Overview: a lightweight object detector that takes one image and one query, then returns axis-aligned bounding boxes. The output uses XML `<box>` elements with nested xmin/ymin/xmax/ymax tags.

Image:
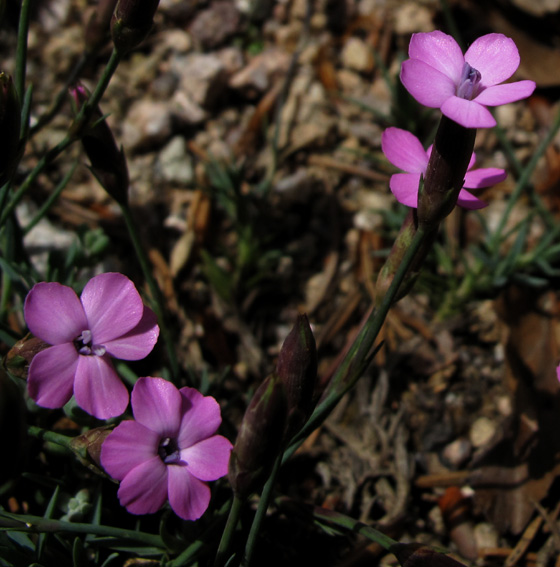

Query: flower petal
<box><xmin>131</xmin><ymin>377</ymin><xmax>182</xmax><ymax>436</ymax></box>
<box><xmin>456</xmin><ymin>189</ymin><xmax>488</xmax><ymax>210</ymax></box>
<box><xmin>390</xmin><ymin>173</ymin><xmax>421</xmax><ymax>208</ymax></box>
<box><xmin>101</xmin><ymin>420</ymin><xmax>160</xmax><ymax>480</ymax></box>
<box><xmin>381</xmin><ymin>128</ymin><xmax>428</xmax><ymax>173</ymax></box>
<box><xmin>408</xmin><ymin>31</ymin><xmax>464</xmax><ymax>84</ymax></box>
<box><xmin>474</xmin><ymin>81</ymin><xmax>536</xmax><ymax>106</ymax></box>
<box><xmin>181</xmin><ymin>435</ymin><xmax>232</xmax><ymax>482</ymax></box>
<box><xmin>117</xmin><ymin>456</ymin><xmax>168</xmax><ymax>515</ymax></box>
<box><xmin>27</xmin><ymin>344</ymin><xmax>78</xmax><ymax>408</ymax></box>
<box><xmin>464</xmin><ymin>33</ymin><xmax>520</xmax><ymax>87</ymax></box>
<box><xmin>74</xmin><ymin>355</ymin><xmax>129</xmax><ymax>419</ymax></box>
<box><xmin>24</xmin><ymin>282</ymin><xmax>87</xmax><ymax>344</ymax></box>
<box><xmin>441</xmin><ymin>97</ymin><xmax>496</xmax><ymax>128</ymax></box>
<box><xmin>167</xmin><ymin>465</ymin><xmax>211</xmax><ymax>521</ymax></box>
<box><xmin>104</xmin><ymin>306</ymin><xmax>159</xmax><ymax>360</ymax></box>
<box><xmin>81</xmin><ymin>273</ymin><xmax>143</xmax><ymax>344</ymax></box>
<box><xmin>463</xmin><ymin>167</ymin><xmax>507</xmax><ymax>189</ymax></box>
<box><xmin>401</xmin><ymin>59</ymin><xmax>457</xmax><ymax>108</ymax></box>
<box><xmin>177</xmin><ymin>388</ymin><xmax>222</xmax><ymax>448</ymax></box>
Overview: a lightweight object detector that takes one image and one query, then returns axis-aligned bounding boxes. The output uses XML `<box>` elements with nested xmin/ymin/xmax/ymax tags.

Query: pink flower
<box><xmin>24</xmin><ymin>273</ymin><xmax>159</xmax><ymax>419</ymax></box>
<box><xmin>401</xmin><ymin>31</ymin><xmax>536</xmax><ymax>128</ymax></box>
<box><xmin>381</xmin><ymin>127</ymin><xmax>507</xmax><ymax>209</ymax></box>
<box><xmin>100</xmin><ymin>377</ymin><xmax>232</xmax><ymax>521</ymax></box>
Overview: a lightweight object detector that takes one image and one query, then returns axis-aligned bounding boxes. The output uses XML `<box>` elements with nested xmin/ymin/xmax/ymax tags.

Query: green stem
<box><xmin>214</xmin><ymin>494</ymin><xmax>244</xmax><ymax>567</ymax></box>
<box><xmin>284</xmin><ymin>226</ymin><xmax>429</xmax><ymax>462</ymax></box>
<box><xmin>0</xmin><ymin>511</ymin><xmax>164</xmax><ymax>548</ymax></box>
<box><xmin>14</xmin><ymin>0</ymin><xmax>32</xmax><ymax>101</ymax></box>
<box><xmin>28</xmin><ymin>425</ymin><xmax>76</xmax><ymax>452</ymax></box>
<box><xmin>119</xmin><ymin>203</ymin><xmax>179</xmax><ymax>382</ymax></box>
<box><xmin>241</xmin><ymin>453</ymin><xmax>282</xmax><ymax>567</ymax></box>
<box><xmin>0</xmin><ymin>49</ymin><xmax>123</xmax><ymax>230</ymax></box>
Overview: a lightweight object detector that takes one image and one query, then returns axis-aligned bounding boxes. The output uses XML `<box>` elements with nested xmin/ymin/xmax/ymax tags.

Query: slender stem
<box><xmin>0</xmin><ymin>511</ymin><xmax>164</xmax><ymax>548</ymax></box>
<box><xmin>215</xmin><ymin>494</ymin><xmax>244</xmax><ymax>567</ymax></box>
<box><xmin>28</xmin><ymin>425</ymin><xmax>76</xmax><ymax>452</ymax></box>
<box><xmin>14</xmin><ymin>0</ymin><xmax>32</xmax><ymax>101</ymax></box>
<box><xmin>284</xmin><ymin>226</ymin><xmax>429</xmax><ymax>462</ymax></box>
<box><xmin>241</xmin><ymin>454</ymin><xmax>282</xmax><ymax>567</ymax></box>
<box><xmin>119</xmin><ymin>203</ymin><xmax>179</xmax><ymax>382</ymax></box>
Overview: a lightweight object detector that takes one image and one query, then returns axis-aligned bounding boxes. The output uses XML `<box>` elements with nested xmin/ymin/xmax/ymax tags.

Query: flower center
<box><xmin>158</xmin><ymin>437</ymin><xmax>185</xmax><ymax>465</ymax></box>
<box><xmin>74</xmin><ymin>329</ymin><xmax>106</xmax><ymax>356</ymax></box>
<box><xmin>457</xmin><ymin>62</ymin><xmax>481</xmax><ymax>100</ymax></box>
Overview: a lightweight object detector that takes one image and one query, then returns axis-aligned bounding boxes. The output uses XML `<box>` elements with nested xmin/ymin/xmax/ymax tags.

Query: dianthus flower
<box><xmin>24</xmin><ymin>273</ymin><xmax>159</xmax><ymax>419</ymax></box>
<box><xmin>401</xmin><ymin>31</ymin><xmax>536</xmax><ymax>128</ymax></box>
<box><xmin>101</xmin><ymin>377</ymin><xmax>232</xmax><ymax>521</ymax></box>
<box><xmin>381</xmin><ymin>127</ymin><xmax>507</xmax><ymax>209</ymax></box>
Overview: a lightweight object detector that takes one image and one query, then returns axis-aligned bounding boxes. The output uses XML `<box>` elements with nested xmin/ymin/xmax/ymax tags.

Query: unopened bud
<box><xmin>85</xmin><ymin>0</ymin><xmax>119</xmax><ymax>54</ymax></box>
<box><xmin>71</xmin><ymin>84</ymin><xmax>129</xmax><ymax>205</ymax></box>
<box><xmin>276</xmin><ymin>314</ymin><xmax>317</xmax><ymax>439</ymax></box>
<box><xmin>390</xmin><ymin>543</ymin><xmax>467</xmax><ymax>567</ymax></box>
<box><xmin>4</xmin><ymin>334</ymin><xmax>50</xmax><ymax>379</ymax></box>
<box><xmin>417</xmin><ymin>115</ymin><xmax>476</xmax><ymax>230</ymax></box>
<box><xmin>0</xmin><ymin>72</ymin><xmax>22</xmax><ymax>187</ymax></box>
<box><xmin>228</xmin><ymin>374</ymin><xmax>287</xmax><ymax>499</ymax></box>
<box><xmin>110</xmin><ymin>0</ymin><xmax>160</xmax><ymax>53</ymax></box>
<box><xmin>69</xmin><ymin>426</ymin><xmax>113</xmax><ymax>475</ymax></box>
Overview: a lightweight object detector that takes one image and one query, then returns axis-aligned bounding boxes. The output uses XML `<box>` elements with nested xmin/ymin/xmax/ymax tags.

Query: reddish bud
<box><xmin>0</xmin><ymin>72</ymin><xmax>22</xmax><ymax>187</ymax></box>
<box><xmin>4</xmin><ymin>334</ymin><xmax>50</xmax><ymax>379</ymax></box>
<box><xmin>228</xmin><ymin>374</ymin><xmax>287</xmax><ymax>499</ymax></box>
<box><xmin>417</xmin><ymin>115</ymin><xmax>476</xmax><ymax>231</ymax></box>
<box><xmin>71</xmin><ymin>84</ymin><xmax>129</xmax><ymax>205</ymax></box>
<box><xmin>69</xmin><ymin>426</ymin><xmax>113</xmax><ymax>475</ymax></box>
<box><xmin>276</xmin><ymin>314</ymin><xmax>317</xmax><ymax>439</ymax></box>
<box><xmin>110</xmin><ymin>0</ymin><xmax>160</xmax><ymax>53</ymax></box>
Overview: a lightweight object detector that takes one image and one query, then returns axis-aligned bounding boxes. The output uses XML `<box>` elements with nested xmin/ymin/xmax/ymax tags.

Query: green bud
<box><xmin>71</xmin><ymin>84</ymin><xmax>129</xmax><ymax>205</ymax></box>
<box><xmin>85</xmin><ymin>0</ymin><xmax>119</xmax><ymax>54</ymax></box>
<box><xmin>228</xmin><ymin>374</ymin><xmax>287</xmax><ymax>499</ymax></box>
<box><xmin>110</xmin><ymin>0</ymin><xmax>160</xmax><ymax>53</ymax></box>
<box><xmin>0</xmin><ymin>72</ymin><xmax>22</xmax><ymax>187</ymax></box>
<box><xmin>276</xmin><ymin>314</ymin><xmax>317</xmax><ymax>439</ymax></box>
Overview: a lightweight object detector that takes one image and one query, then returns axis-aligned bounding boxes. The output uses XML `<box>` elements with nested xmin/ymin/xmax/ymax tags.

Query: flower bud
<box><xmin>71</xmin><ymin>84</ymin><xmax>129</xmax><ymax>205</ymax></box>
<box><xmin>417</xmin><ymin>115</ymin><xmax>476</xmax><ymax>231</ymax></box>
<box><xmin>84</xmin><ymin>0</ymin><xmax>119</xmax><ymax>54</ymax></box>
<box><xmin>4</xmin><ymin>334</ymin><xmax>50</xmax><ymax>379</ymax></box>
<box><xmin>228</xmin><ymin>373</ymin><xmax>287</xmax><ymax>499</ymax></box>
<box><xmin>390</xmin><ymin>543</ymin><xmax>468</xmax><ymax>567</ymax></box>
<box><xmin>69</xmin><ymin>426</ymin><xmax>113</xmax><ymax>475</ymax></box>
<box><xmin>276</xmin><ymin>314</ymin><xmax>317</xmax><ymax>439</ymax></box>
<box><xmin>110</xmin><ymin>0</ymin><xmax>160</xmax><ymax>53</ymax></box>
<box><xmin>0</xmin><ymin>369</ymin><xmax>27</xmax><ymax>486</ymax></box>
<box><xmin>0</xmin><ymin>72</ymin><xmax>22</xmax><ymax>187</ymax></box>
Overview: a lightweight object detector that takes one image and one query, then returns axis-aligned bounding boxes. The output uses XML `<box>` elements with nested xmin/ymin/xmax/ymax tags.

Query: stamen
<box><xmin>158</xmin><ymin>437</ymin><xmax>186</xmax><ymax>465</ymax></box>
<box><xmin>457</xmin><ymin>62</ymin><xmax>481</xmax><ymax>100</ymax></box>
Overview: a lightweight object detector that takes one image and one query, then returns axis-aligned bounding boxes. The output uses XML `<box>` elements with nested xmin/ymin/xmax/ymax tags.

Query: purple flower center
<box><xmin>158</xmin><ymin>437</ymin><xmax>185</xmax><ymax>465</ymax></box>
<box><xmin>456</xmin><ymin>62</ymin><xmax>481</xmax><ymax>100</ymax></box>
<box><xmin>74</xmin><ymin>329</ymin><xmax>106</xmax><ymax>357</ymax></box>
